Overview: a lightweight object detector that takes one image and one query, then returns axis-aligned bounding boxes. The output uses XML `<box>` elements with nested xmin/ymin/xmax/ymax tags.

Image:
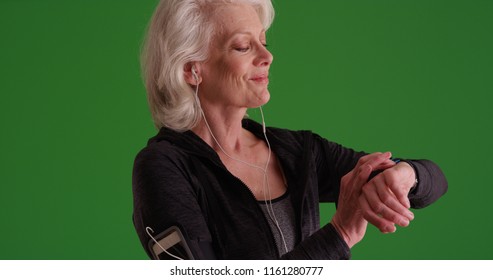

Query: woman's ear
<box><xmin>184</xmin><ymin>63</ymin><xmax>201</xmax><ymax>85</ymax></box>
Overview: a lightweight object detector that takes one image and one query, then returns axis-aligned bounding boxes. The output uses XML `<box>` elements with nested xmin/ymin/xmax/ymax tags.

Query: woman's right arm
<box><xmin>330</xmin><ymin>152</ymin><xmax>396</xmax><ymax>247</ymax></box>
<box><xmin>132</xmin><ymin>147</ymin><xmax>217</xmax><ymax>259</ymax></box>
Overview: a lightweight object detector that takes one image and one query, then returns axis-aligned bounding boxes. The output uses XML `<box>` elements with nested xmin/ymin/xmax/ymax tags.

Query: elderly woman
<box><xmin>132</xmin><ymin>0</ymin><xmax>447</xmax><ymax>260</ymax></box>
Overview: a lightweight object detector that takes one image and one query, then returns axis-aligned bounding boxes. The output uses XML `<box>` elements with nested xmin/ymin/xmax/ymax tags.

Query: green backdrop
<box><xmin>1</xmin><ymin>0</ymin><xmax>491</xmax><ymax>259</ymax></box>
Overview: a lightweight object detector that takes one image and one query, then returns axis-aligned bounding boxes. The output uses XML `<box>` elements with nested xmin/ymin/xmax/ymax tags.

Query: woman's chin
<box><xmin>250</xmin><ymin>90</ymin><xmax>270</xmax><ymax>108</ymax></box>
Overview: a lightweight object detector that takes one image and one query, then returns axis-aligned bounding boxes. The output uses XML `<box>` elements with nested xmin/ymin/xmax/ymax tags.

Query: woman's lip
<box><xmin>250</xmin><ymin>75</ymin><xmax>269</xmax><ymax>83</ymax></box>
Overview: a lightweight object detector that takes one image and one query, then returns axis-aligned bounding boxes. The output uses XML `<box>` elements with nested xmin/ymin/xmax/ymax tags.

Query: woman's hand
<box><xmin>359</xmin><ymin>161</ymin><xmax>416</xmax><ymax>233</ymax></box>
<box><xmin>331</xmin><ymin>152</ymin><xmax>396</xmax><ymax>248</ymax></box>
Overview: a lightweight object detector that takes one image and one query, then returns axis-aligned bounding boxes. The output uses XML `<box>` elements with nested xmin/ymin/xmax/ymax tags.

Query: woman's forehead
<box><xmin>211</xmin><ymin>4</ymin><xmax>264</xmax><ymax>40</ymax></box>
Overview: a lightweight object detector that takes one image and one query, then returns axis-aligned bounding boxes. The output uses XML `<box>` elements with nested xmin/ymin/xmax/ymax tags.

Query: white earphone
<box><xmin>190</xmin><ymin>62</ymin><xmax>288</xmax><ymax>254</ymax></box>
<box><xmin>192</xmin><ymin>65</ymin><xmax>198</xmax><ymax>83</ymax></box>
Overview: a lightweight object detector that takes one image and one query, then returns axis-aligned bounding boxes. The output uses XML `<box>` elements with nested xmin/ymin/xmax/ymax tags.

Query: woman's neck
<box><xmin>191</xmin><ymin>105</ymin><xmax>251</xmax><ymax>155</ymax></box>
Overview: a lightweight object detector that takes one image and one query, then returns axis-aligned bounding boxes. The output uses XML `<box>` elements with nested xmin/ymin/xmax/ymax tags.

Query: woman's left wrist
<box><xmin>397</xmin><ymin>161</ymin><xmax>418</xmax><ymax>193</ymax></box>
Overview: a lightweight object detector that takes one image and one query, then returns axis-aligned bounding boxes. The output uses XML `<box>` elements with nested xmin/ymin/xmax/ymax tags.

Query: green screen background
<box><xmin>1</xmin><ymin>0</ymin><xmax>491</xmax><ymax>259</ymax></box>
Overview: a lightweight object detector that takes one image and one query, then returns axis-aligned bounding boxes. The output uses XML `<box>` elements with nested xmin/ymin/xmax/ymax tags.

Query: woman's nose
<box><xmin>254</xmin><ymin>44</ymin><xmax>273</xmax><ymax>67</ymax></box>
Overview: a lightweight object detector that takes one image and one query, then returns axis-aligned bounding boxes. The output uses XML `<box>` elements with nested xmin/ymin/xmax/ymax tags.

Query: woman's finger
<box><xmin>358</xmin><ymin>194</ymin><xmax>396</xmax><ymax>233</ymax></box>
<box><xmin>374</xmin><ymin>174</ymin><xmax>414</xmax><ymax>220</ymax></box>
<box><xmin>361</xmin><ymin>181</ymin><xmax>411</xmax><ymax>228</ymax></box>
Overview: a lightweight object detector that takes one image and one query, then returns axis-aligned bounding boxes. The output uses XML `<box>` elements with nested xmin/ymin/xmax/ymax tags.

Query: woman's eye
<box><xmin>235</xmin><ymin>47</ymin><xmax>250</xmax><ymax>52</ymax></box>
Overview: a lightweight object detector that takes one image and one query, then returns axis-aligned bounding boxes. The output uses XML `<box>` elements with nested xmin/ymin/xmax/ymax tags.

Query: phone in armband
<box><xmin>147</xmin><ymin>226</ymin><xmax>194</xmax><ymax>260</ymax></box>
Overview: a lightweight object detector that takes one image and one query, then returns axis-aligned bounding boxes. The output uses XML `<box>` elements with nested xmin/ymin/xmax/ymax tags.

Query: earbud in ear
<box><xmin>191</xmin><ymin>66</ymin><xmax>198</xmax><ymax>83</ymax></box>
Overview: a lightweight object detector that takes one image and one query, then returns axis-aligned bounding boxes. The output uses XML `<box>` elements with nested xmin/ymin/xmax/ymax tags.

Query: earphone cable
<box><xmin>145</xmin><ymin>227</ymin><xmax>184</xmax><ymax>260</ymax></box>
<box><xmin>193</xmin><ymin>79</ymin><xmax>288</xmax><ymax>254</ymax></box>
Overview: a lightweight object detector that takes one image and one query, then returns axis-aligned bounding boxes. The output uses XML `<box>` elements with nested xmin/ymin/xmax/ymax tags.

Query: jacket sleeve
<box><xmin>312</xmin><ymin>133</ymin><xmax>448</xmax><ymax>208</ymax></box>
<box><xmin>132</xmin><ymin>146</ymin><xmax>217</xmax><ymax>260</ymax></box>
<box><xmin>401</xmin><ymin>159</ymin><xmax>448</xmax><ymax>209</ymax></box>
<box><xmin>290</xmin><ymin>133</ymin><xmax>448</xmax><ymax>259</ymax></box>
<box><xmin>312</xmin><ymin>133</ymin><xmax>367</xmax><ymax>203</ymax></box>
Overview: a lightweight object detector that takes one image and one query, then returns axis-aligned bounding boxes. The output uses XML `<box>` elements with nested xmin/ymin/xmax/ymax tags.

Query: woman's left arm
<box><xmin>359</xmin><ymin>159</ymin><xmax>448</xmax><ymax>233</ymax></box>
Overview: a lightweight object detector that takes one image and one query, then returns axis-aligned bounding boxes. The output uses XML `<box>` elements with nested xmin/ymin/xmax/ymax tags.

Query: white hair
<box><xmin>141</xmin><ymin>0</ymin><xmax>275</xmax><ymax>131</ymax></box>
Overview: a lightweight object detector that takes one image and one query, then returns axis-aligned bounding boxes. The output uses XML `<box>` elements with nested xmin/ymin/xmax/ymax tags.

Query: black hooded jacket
<box><xmin>132</xmin><ymin>119</ymin><xmax>448</xmax><ymax>259</ymax></box>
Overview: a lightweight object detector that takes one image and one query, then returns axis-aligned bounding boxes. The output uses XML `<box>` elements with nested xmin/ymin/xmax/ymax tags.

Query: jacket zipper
<box><xmin>210</xmin><ymin>162</ymin><xmax>281</xmax><ymax>258</ymax></box>
<box><xmin>189</xmin><ymin>137</ymin><xmax>284</xmax><ymax>258</ymax></box>
<box><xmin>225</xmin><ymin>170</ymin><xmax>282</xmax><ymax>258</ymax></box>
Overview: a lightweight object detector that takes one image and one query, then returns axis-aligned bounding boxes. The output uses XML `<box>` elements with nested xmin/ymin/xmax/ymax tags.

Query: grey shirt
<box><xmin>259</xmin><ymin>192</ymin><xmax>298</xmax><ymax>256</ymax></box>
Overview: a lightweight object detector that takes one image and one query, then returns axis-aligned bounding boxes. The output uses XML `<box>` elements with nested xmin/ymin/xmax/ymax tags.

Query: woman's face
<box><xmin>198</xmin><ymin>4</ymin><xmax>273</xmax><ymax>109</ymax></box>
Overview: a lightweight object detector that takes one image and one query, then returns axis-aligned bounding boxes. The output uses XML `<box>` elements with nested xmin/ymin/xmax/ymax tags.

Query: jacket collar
<box><xmin>148</xmin><ymin>118</ymin><xmax>266</xmax><ymax>160</ymax></box>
